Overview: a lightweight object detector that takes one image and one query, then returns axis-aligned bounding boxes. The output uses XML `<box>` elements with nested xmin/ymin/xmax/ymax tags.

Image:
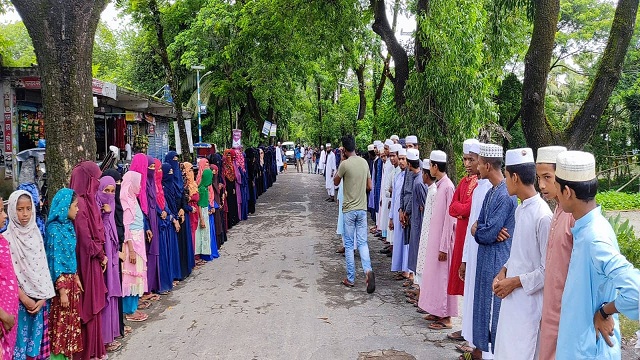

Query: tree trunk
<box><xmin>148</xmin><ymin>0</ymin><xmax>190</xmax><ymax>157</ymax></box>
<box><xmin>317</xmin><ymin>81</ymin><xmax>323</xmax><ymax>146</ymax></box>
<box><xmin>356</xmin><ymin>63</ymin><xmax>366</xmax><ymax>122</ymax></box>
<box><xmin>370</xmin><ymin>0</ymin><xmax>409</xmax><ymax>109</ymax></box>
<box><xmin>12</xmin><ymin>0</ymin><xmax>108</xmax><ymax>198</ymax></box>
<box><xmin>564</xmin><ymin>0</ymin><xmax>640</xmax><ymax>149</ymax></box>
<box><xmin>520</xmin><ymin>0</ymin><xmax>560</xmax><ymax>151</ymax></box>
<box><xmin>415</xmin><ymin>0</ymin><xmax>430</xmax><ymax>73</ymax></box>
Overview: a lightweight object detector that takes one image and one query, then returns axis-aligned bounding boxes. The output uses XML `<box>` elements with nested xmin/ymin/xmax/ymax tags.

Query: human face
<box><xmin>536</xmin><ymin>163</ymin><xmax>557</xmax><ymax>200</ymax></box>
<box><xmin>68</xmin><ymin>199</ymin><xmax>79</xmax><ymax>220</ymax></box>
<box><xmin>477</xmin><ymin>157</ymin><xmax>490</xmax><ymax>180</ymax></box>
<box><xmin>555</xmin><ymin>180</ymin><xmax>573</xmax><ymax>213</ymax></box>
<box><xmin>504</xmin><ymin>169</ymin><xmax>517</xmax><ymax>196</ymax></box>
<box><xmin>384</xmin><ymin>146</ymin><xmax>390</xmax><ymax>156</ymax></box>
<box><xmin>16</xmin><ymin>197</ymin><xmax>32</xmax><ymax>227</ymax></box>
<box><xmin>102</xmin><ymin>185</ymin><xmax>116</xmax><ymax>195</ymax></box>
<box><xmin>173</xmin><ymin>156</ymin><xmax>178</xmax><ymax>161</ymax></box>
<box><xmin>148</xmin><ymin>163</ymin><xmax>156</xmax><ymax>170</ymax></box>
<box><xmin>380</xmin><ymin>153</ymin><xmax>387</xmax><ymax>162</ymax></box>
<box><xmin>464</xmin><ymin>153</ymin><xmax>479</xmax><ymax>176</ymax></box>
<box><xmin>398</xmin><ymin>156</ymin><xmax>407</xmax><ymax>170</ymax></box>
<box><xmin>406</xmin><ymin>143</ymin><xmax>415</xmax><ymax>150</ymax></box>
<box><xmin>389</xmin><ymin>153</ymin><xmax>398</xmax><ymax>166</ymax></box>
<box><xmin>429</xmin><ymin>163</ymin><xmax>438</xmax><ymax>178</ymax></box>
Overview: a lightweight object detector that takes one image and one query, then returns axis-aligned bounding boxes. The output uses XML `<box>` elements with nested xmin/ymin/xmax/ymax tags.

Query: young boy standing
<box><xmin>555</xmin><ymin>151</ymin><xmax>640</xmax><ymax>359</ymax></box>
<box><xmin>493</xmin><ymin>148</ymin><xmax>552</xmax><ymax>359</ymax></box>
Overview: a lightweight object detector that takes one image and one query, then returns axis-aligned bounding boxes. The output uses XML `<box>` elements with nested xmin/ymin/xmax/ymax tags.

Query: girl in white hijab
<box><xmin>5</xmin><ymin>190</ymin><xmax>55</xmax><ymax>359</ymax></box>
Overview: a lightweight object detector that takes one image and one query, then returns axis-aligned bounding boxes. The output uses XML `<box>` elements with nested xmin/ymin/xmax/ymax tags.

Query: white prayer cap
<box><xmin>326</xmin><ymin>143</ymin><xmax>331</xmax><ymax>148</ymax></box>
<box><xmin>376</xmin><ymin>143</ymin><xmax>385</xmax><ymax>151</ymax></box>
<box><xmin>385</xmin><ymin>139</ymin><xmax>394</xmax><ymax>147</ymax></box>
<box><xmin>505</xmin><ymin>148</ymin><xmax>534</xmax><ymax>166</ymax></box>
<box><xmin>422</xmin><ymin>159</ymin><xmax>431</xmax><ymax>170</ymax></box>
<box><xmin>430</xmin><ymin>150</ymin><xmax>447</xmax><ymax>163</ymax></box>
<box><xmin>407</xmin><ymin>149</ymin><xmax>420</xmax><ymax>161</ymax></box>
<box><xmin>556</xmin><ymin>151</ymin><xmax>596</xmax><ymax>182</ymax></box>
<box><xmin>479</xmin><ymin>143</ymin><xmax>503</xmax><ymax>158</ymax></box>
<box><xmin>398</xmin><ymin>148</ymin><xmax>407</xmax><ymax>157</ymax></box>
<box><xmin>374</xmin><ymin>140</ymin><xmax>383</xmax><ymax>146</ymax></box>
<box><xmin>536</xmin><ymin>146</ymin><xmax>567</xmax><ymax>164</ymax></box>
<box><xmin>321</xmin><ymin>145</ymin><xmax>324</xmax><ymax>149</ymax></box>
<box><xmin>406</xmin><ymin>135</ymin><xmax>418</xmax><ymax>145</ymax></box>
<box><xmin>367</xmin><ymin>144</ymin><xmax>375</xmax><ymax>151</ymax></box>
<box><xmin>389</xmin><ymin>144</ymin><xmax>402</xmax><ymax>153</ymax></box>
<box><xmin>463</xmin><ymin>139</ymin><xmax>480</xmax><ymax>155</ymax></box>
<box><xmin>390</xmin><ymin>135</ymin><xmax>400</xmax><ymax>141</ymax></box>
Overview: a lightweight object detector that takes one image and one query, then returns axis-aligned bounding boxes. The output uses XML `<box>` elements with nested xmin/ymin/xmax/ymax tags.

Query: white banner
<box><xmin>173</xmin><ymin>120</ymin><xmax>194</xmax><ymax>154</ymax></box>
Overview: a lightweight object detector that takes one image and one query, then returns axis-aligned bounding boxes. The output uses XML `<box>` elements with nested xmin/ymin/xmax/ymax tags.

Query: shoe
<box><xmin>386</xmin><ymin>252</ymin><xmax>392</xmax><ymax>257</ymax></box>
<box><xmin>342</xmin><ymin>278</ymin><xmax>354</xmax><ymax>287</ymax></box>
<box><xmin>366</xmin><ymin>271</ymin><xmax>376</xmax><ymax>294</ymax></box>
<box><xmin>335</xmin><ymin>247</ymin><xmax>345</xmax><ymax>254</ymax></box>
<box><xmin>379</xmin><ymin>247</ymin><xmax>391</xmax><ymax>254</ymax></box>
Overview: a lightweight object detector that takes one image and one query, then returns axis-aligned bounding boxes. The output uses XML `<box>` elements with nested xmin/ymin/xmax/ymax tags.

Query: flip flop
<box><xmin>416</xmin><ymin>308</ymin><xmax>427</xmax><ymax>314</ymax></box>
<box><xmin>106</xmin><ymin>341</ymin><xmax>122</xmax><ymax>352</ymax></box>
<box><xmin>423</xmin><ymin>314</ymin><xmax>441</xmax><ymax>321</ymax></box>
<box><xmin>428</xmin><ymin>321</ymin><xmax>453</xmax><ymax>330</ymax></box>
<box><xmin>456</xmin><ymin>344</ymin><xmax>474</xmax><ymax>353</ymax></box>
<box><xmin>125</xmin><ymin>312</ymin><xmax>148</xmax><ymax>322</ymax></box>
<box><xmin>137</xmin><ymin>300</ymin><xmax>151</xmax><ymax>310</ymax></box>
<box><xmin>124</xmin><ymin>325</ymin><xmax>133</xmax><ymax>336</ymax></box>
<box><xmin>342</xmin><ymin>278</ymin><xmax>354</xmax><ymax>287</ymax></box>
<box><xmin>448</xmin><ymin>331</ymin><xmax>466</xmax><ymax>341</ymax></box>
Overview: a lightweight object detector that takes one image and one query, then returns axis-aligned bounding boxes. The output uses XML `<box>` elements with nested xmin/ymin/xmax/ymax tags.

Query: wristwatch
<box><xmin>599</xmin><ymin>302</ymin><xmax>610</xmax><ymax>319</ymax></box>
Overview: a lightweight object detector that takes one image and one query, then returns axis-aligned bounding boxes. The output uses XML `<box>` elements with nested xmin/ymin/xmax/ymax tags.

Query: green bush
<box><xmin>608</xmin><ymin>213</ymin><xmax>640</xmax><ymax>269</ymax></box>
<box><xmin>596</xmin><ymin>191</ymin><xmax>640</xmax><ymax>211</ymax></box>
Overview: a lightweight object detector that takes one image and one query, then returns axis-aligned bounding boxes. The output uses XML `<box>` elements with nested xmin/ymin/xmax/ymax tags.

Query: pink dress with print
<box><xmin>0</xmin><ymin>234</ymin><xmax>19</xmax><ymax>359</ymax></box>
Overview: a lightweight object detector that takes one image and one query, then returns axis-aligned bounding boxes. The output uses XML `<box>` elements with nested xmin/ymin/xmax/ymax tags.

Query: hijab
<box><xmin>259</xmin><ymin>148</ymin><xmax>265</xmax><ymax>167</ymax></box>
<box><xmin>164</xmin><ymin>151</ymin><xmax>183</xmax><ymax>189</ymax></box>
<box><xmin>198</xmin><ymin>168</ymin><xmax>213</xmax><ymax>208</ymax></box>
<box><xmin>235</xmin><ymin>150</ymin><xmax>246</xmax><ymax>172</ymax></box>
<box><xmin>210</xmin><ymin>164</ymin><xmax>222</xmax><ymax>206</ymax></box>
<box><xmin>130</xmin><ymin>153</ymin><xmax>149</xmax><ymax>214</ymax></box>
<box><xmin>183</xmin><ymin>162</ymin><xmax>198</xmax><ymax>198</ymax></box>
<box><xmin>162</xmin><ymin>163</ymin><xmax>180</xmax><ymax>214</ymax></box>
<box><xmin>120</xmin><ymin>171</ymin><xmax>141</xmax><ymax>232</ymax></box>
<box><xmin>146</xmin><ymin>155</ymin><xmax>158</xmax><ymax>212</ymax></box>
<box><xmin>197</xmin><ymin>158</ymin><xmax>215</xmax><ymax>207</ymax></box>
<box><xmin>16</xmin><ymin>182</ymin><xmax>45</xmax><ymax>238</ymax></box>
<box><xmin>223</xmin><ymin>149</ymin><xmax>236</xmax><ymax>182</ymax></box>
<box><xmin>46</xmin><ymin>188</ymin><xmax>77</xmax><ymax>284</ymax></box>
<box><xmin>96</xmin><ymin>176</ymin><xmax>118</xmax><ymax>250</ymax></box>
<box><xmin>102</xmin><ymin>169</ymin><xmax>124</xmax><ymax>243</ymax></box>
<box><xmin>6</xmin><ymin>190</ymin><xmax>55</xmax><ymax>299</ymax></box>
<box><xmin>154</xmin><ymin>159</ymin><xmax>166</xmax><ymax>210</ymax></box>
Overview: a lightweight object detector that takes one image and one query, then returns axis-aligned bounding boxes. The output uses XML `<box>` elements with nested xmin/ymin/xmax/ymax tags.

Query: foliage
<box><xmin>0</xmin><ymin>21</ymin><xmax>36</xmax><ymax>66</ymax></box>
<box><xmin>597</xmin><ymin>191</ymin><xmax>640</xmax><ymax>211</ymax></box>
<box><xmin>607</xmin><ymin>213</ymin><xmax>640</xmax><ymax>269</ymax></box>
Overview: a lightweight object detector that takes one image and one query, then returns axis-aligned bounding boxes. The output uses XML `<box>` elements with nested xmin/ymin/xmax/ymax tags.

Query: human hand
<box><xmin>60</xmin><ymin>291</ymin><xmax>69</xmax><ymax>308</ymax></box>
<box><xmin>161</xmin><ymin>211</ymin><xmax>167</xmax><ymax>220</ymax></box>
<box><xmin>102</xmin><ymin>204</ymin><xmax>111</xmax><ymax>213</ymax></box>
<box><xmin>192</xmin><ymin>207</ymin><xmax>197</xmax><ymax>214</ymax></box>
<box><xmin>438</xmin><ymin>252</ymin><xmax>447</xmax><ymax>262</ymax></box>
<box><xmin>199</xmin><ymin>220</ymin><xmax>206</xmax><ymax>229</ymax></box>
<box><xmin>75</xmin><ymin>274</ymin><xmax>84</xmax><ymax>292</ymax></box>
<box><xmin>493</xmin><ymin>277</ymin><xmax>520</xmax><ymax>299</ymax></box>
<box><xmin>28</xmin><ymin>300</ymin><xmax>45</xmax><ymax>315</ymax></box>
<box><xmin>458</xmin><ymin>262</ymin><xmax>466</xmax><ymax>281</ymax></box>
<box><xmin>496</xmin><ymin>228</ymin><xmax>510</xmax><ymax>242</ymax></box>
<box><xmin>129</xmin><ymin>252</ymin><xmax>137</xmax><ymax>265</ymax></box>
<box><xmin>101</xmin><ymin>257</ymin><xmax>108</xmax><ymax>273</ymax></box>
<box><xmin>146</xmin><ymin>230</ymin><xmax>153</xmax><ymax>242</ymax></box>
<box><xmin>471</xmin><ymin>221</ymin><xmax>478</xmax><ymax>236</ymax></box>
<box><xmin>389</xmin><ymin>220</ymin><xmax>394</xmax><ymax>230</ymax></box>
<box><xmin>594</xmin><ymin>309</ymin><xmax>616</xmax><ymax>347</ymax></box>
<box><xmin>178</xmin><ymin>209</ymin><xmax>185</xmax><ymax>217</ymax></box>
<box><xmin>492</xmin><ymin>270</ymin><xmax>506</xmax><ymax>291</ymax></box>
<box><xmin>0</xmin><ymin>311</ymin><xmax>15</xmax><ymax>332</ymax></box>
<box><xmin>118</xmin><ymin>251</ymin><xmax>126</xmax><ymax>262</ymax></box>
<box><xmin>173</xmin><ymin>219</ymin><xmax>180</xmax><ymax>233</ymax></box>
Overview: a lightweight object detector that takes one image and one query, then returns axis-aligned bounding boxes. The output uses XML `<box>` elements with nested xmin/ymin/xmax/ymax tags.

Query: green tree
<box><xmin>0</xmin><ymin>21</ymin><xmax>36</xmax><ymax>67</ymax></box>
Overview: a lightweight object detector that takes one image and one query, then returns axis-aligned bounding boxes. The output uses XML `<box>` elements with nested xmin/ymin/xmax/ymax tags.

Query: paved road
<box><xmin>111</xmin><ymin>172</ymin><xmax>460</xmax><ymax>360</ymax></box>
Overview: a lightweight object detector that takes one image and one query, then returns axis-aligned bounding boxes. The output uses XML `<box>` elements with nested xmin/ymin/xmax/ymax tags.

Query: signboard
<box><xmin>261</xmin><ymin>120</ymin><xmax>272</xmax><ymax>136</ymax></box>
<box><xmin>92</xmin><ymin>79</ymin><xmax>117</xmax><ymax>100</ymax></box>
<box><xmin>232</xmin><ymin>129</ymin><xmax>242</xmax><ymax>148</ymax></box>
<box><xmin>269</xmin><ymin>124</ymin><xmax>277</xmax><ymax>137</ymax></box>
<box><xmin>173</xmin><ymin>120</ymin><xmax>194</xmax><ymax>155</ymax></box>
<box><xmin>3</xmin><ymin>112</ymin><xmax>10</xmax><ymax>154</ymax></box>
<box><xmin>15</xmin><ymin>77</ymin><xmax>41</xmax><ymax>90</ymax></box>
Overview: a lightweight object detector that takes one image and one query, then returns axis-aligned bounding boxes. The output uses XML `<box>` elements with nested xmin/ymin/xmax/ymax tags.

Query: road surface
<box><xmin>111</xmin><ymin>171</ymin><xmax>461</xmax><ymax>360</ymax></box>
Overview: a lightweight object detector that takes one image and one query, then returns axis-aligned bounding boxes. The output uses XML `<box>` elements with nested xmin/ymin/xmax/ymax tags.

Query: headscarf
<box><xmin>96</xmin><ymin>176</ymin><xmax>118</xmax><ymax>251</ymax></box>
<box><xmin>129</xmin><ymin>153</ymin><xmax>149</xmax><ymax>214</ymax></box>
<box><xmin>6</xmin><ymin>190</ymin><xmax>55</xmax><ymax>299</ymax></box>
<box><xmin>154</xmin><ymin>159</ymin><xmax>166</xmax><ymax>210</ymax></box>
<box><xmin>102</xmin><ymin>169</ymin><xmax>124</xmax><ymax>243</ymax></box>
<box><xmin>46</xmin><ymin>188</ymin><xmax>77</xmax><ymax>283</ymax></box>
<box><xmin>183</xmin><ymin>162</ymin><xmax>198</xmax><ymax>198</ymax></box>
<box><xmin>198</xmin><ymin>168</ymin><xmax>213</xmax><ymax>208</ymax></box>
<box><xmin>146</xmin><ymin>155</ymin><xmax>158</xmax><ymax>213</ymax></box>
<box><xmin>120</xmin><ymin>171</ymin><xmax>141</xmax><ymax>236</ymax></box>
<box><xmin>197</xmin><ymin>158</ymin><xmax>214</xmax><ymax>207</ymax></box>
<box><xmin>210</xmin><ymin>164</ymin><xmax>222</xmax><ymax>206</ymax></box>
<box><xmin>16</xmin><ymin>182</ymin><xmax>45</xmax><ymax>238</ymax></box>
<box><xmin>164</xmin><ymin>151</ymin><xmax>183</xmax><ymax>189</ymax></box>
<box><xmin>162</xmin><ymin>163</ymin><xmax>180</xmax><ymax>215</ymax></box>
<box><xmin>259</xmin><ymin>148</ymin><xmax>265</xmax><ymax>167</ymax></box>
<box><xmin>223</xmin><ymin>149</ymin><xmax>236</xmax><ymax>182</ymax></box>
<box><xmin>235</xmin><ymin>150</ymin><xmax>246</xmax><ymax>172</ymax></box>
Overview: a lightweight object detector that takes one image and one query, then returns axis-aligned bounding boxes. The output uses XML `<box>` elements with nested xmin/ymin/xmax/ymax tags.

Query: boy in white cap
<box><xmin>535</xmin><ymin>146</ymin><xmax>574</xmax><ymax>360</ymax></box>
<box><xmin>391</xmin><ymin>135</ymin><xmax>400</xmax><ymax>144</ymax></box>
<box><xmin>405</xmin><ymin>135</ymin><xmax>418</xmax><ymax>149</ymax></box>
<box><xmin>417</xmin><ymin>149</ymin><xmax>457</xmax><ymax>330</ymax></box>
<box><xmin>318</xmin><ymin>144</ymin><xmax>327</xmax><ymax>176</ymax></box>
<box><xmin>471</xmin><ymin>143</ymin><xmax>517</xmax><ymax>356</ymax></box>
<box><xmin>324</xmin><ymin>143</ymin><xmax>336</xmax><ymax>201</ymax></box>
<box><xmin>390</xmin><ymin>148</ymin><xmax>409</xmax><ymax>279</ymax></box>
<box><xmin>413</xmin><ymin>159</ymin><xmax>437</xmax><ymax>303</ymax></box>
<box><xmin>377</xmin><ymin>140</ymin><xmax>395</xmax><ymax>241</ymax></box>
<box><xmin>406</xmin><ymin>149</ymin><xmax>426</xmax><ymax>290</ymax></box>
<box><xmin>493</xmin><ymin>148</ymin><xmax>552</xmax><ymax>359</ymax></box>
<box><xmin>555</xmin><ymin>151</ymin><xmax>640</xmax><ymax>360</ymax></box>
<box><xmin>276</xmin><ymin>141</ymin><xmax>284</xmax><ymax>173</ymax></box>
<box><xmin>381</xmin><ymin>144</ymin><xmax>402</xmax><ymax>255</ymax></box>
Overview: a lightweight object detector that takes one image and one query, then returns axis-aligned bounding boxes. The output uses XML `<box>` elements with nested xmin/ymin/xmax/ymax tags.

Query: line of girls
<box><xmin>0</xmin><ymin>144</ymin><xmax>279</xmax><ymax>360</ymax></box>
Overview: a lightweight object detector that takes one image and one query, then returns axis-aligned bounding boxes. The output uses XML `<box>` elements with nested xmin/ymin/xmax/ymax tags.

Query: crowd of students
<box><xmin>328</xmin><ymin>135</ymin><xmax>640</xmax><ymax>360</ymax></box>
<box><xmin>0</xmin><ymin>145</ymin><xmax>279</xmax><ymax>360</ymax></box>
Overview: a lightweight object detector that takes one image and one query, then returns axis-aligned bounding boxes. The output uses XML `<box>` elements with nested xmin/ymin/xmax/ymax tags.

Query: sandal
<box><xmin>124</xmin><ymin>325</ymin><xmax>132</xmax><ymax>336</ymax></box>
<box><xmin>416</xmin><ymin>308</ymin><xmax>427</xmax><ymax>314</ymax></box>
<box><xmin>402</xmin><ymin>279</ymin><xmax>413</xmax><ymax>287</ymax></box>
<box><xmin>141</xmin><ymin>293</ymin><xmax>160</xmax><ymax>301</ymax></box>
<box><xmin>125</xmin><ymin>311</ymin><xmax>148</xmax><ymax>322</ymax></box>
<box><xmin>106</xmin><ymin>340</ymin><xmax>122</xmax><ymax>352</ymax></box>
<box><xmin>342</xmin><ymin>278</ymin><xmax>354</xmax><ymax>287</ymax></box>
<box><xmin>393</xmin><ymin>273</ymin><xmax>405</xmax><ymax>281</ymax></box>
<box><xmin>448</xmin><ymin>330</ymin><xmax>465</xmax><ymax>341</ymax></box>
<box><xmin>458</xmin><ymin>352</ymin><xmax>480</xmax><ymax>360</ymax></box>
<box><xmin>423</xmin><ymin>314</ymin><xmax>441</xmax><ymax>321</ymax></box>
<box><xmin>428</xmin><ymin>321</ymin><xmax>453</xmax><ymax>330</ymax></box>
<box><xmin>456</xmin><ymin>344</ymin><xmax>474</xmax><ymax>353</ymax></box>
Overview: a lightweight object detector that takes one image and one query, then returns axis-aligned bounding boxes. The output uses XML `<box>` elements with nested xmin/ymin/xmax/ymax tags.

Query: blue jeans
<box><xmin>343</xmin><ymin>209</ymin><xmax>372</xmax><ymax>283</ymax></box>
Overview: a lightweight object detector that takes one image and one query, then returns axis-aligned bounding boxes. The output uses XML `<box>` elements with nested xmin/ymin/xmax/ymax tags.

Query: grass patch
<box><xmin>620</xmin><ymin>313</ymin><xmax>639</xmax><ymax>340</ymax></box>
<box><xmin>597</xmin><ymin>191</ymin><xmax>640</xmax><ymax>211</ymax></box>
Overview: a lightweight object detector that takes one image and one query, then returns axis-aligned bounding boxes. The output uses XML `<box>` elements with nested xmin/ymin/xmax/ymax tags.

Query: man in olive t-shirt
<box><xmin>334</xmin><ymin>135</ymin><xmax>375</xmax><ymax>293</ymax></box>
